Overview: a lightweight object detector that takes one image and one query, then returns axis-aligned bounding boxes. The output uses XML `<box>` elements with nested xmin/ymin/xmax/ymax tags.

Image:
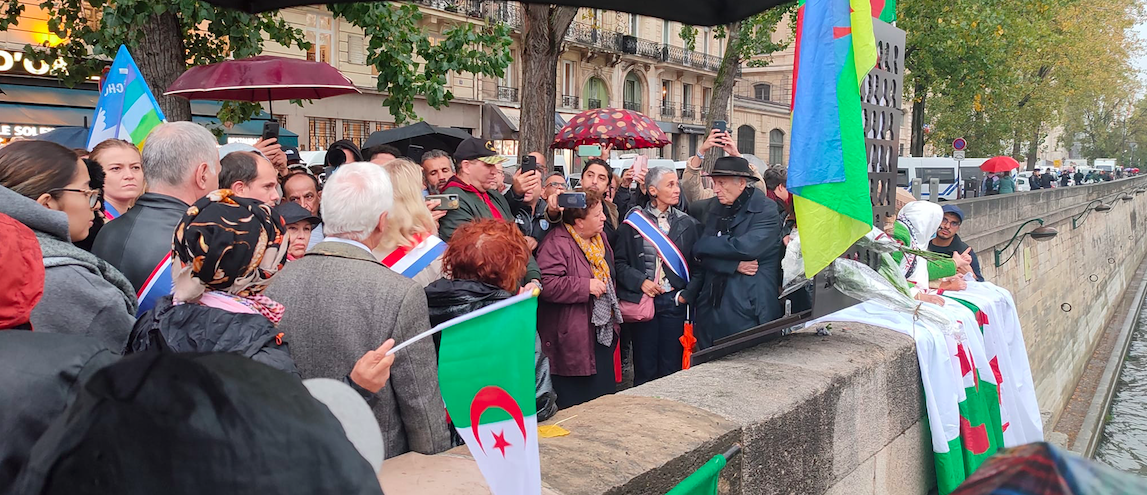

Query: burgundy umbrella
<box><xmin>165</xmin><ymin>55</ymin><xmax>360</xmax><ymax>114</ymax></box>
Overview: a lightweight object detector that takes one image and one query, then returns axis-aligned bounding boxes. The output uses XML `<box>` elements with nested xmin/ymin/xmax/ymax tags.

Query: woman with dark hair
<box><xmin>425</xmin><ymin>218</ymin><xmax>558</xmax><ymax>421</ymax></box>
<box><xmin>0</xmin><ymin>140</ymin><xmax>138</xmax><ymax>350</ymax></box>
<box><xmin>72</xmin><ymin>158</ymin><xmax>106</xmax><ymax>252</ymax></box>
<box><xmin>536</xmin><ymin>189</ymin><xmax>622</xmax><ymax>408</ymax></box>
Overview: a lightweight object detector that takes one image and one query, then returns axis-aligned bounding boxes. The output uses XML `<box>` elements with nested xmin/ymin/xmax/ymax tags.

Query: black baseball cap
<box><xmin>275</xmin><ymin>201</ymin><xmax>321</xmax><ymax>226</ymax></box>
<box><xmin>453</xmin><ymin>137</ymin><xmax>507</xmax><ymax>165</ymax></box>
<box><xmin>283</xmin><ymin>146</ymin><xmax>302</xmax><ymax>164</ymax></box>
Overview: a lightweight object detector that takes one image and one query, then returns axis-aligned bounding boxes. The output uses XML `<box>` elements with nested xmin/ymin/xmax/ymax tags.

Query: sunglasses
<box><xmin>49</xmin><ymin>187</ymin><xmax>101</xmax><ymax>209</ymax></box>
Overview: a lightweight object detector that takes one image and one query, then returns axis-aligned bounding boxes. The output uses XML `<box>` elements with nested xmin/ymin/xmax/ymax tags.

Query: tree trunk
<box><xmin>137</xmin><ymin>12</ymin><xmax>191</xmax><ymax>121</ymax></box>
<box><xmin>700</xmin><ymin>21</ymin><xmax>742</xmax><ymax>172</ymax></box>
<box><xmin>519</xmin><ymin>5</ymin><xmax>576</xmax><ymax>173</ymax></box>
<box><xmin>1026</xmin><ymin>125</ymin><xmax>1039</xmax><ymax>168</ymax></box>
<box><xmin>1011</xmin><ymin>129</ymin><xmax>1021</xmax><ymax>163</ymax></box>
<box><xmin>910</xmin><ymin>80</ymin><xmax>925</xmax><ymax>157</ymax></box>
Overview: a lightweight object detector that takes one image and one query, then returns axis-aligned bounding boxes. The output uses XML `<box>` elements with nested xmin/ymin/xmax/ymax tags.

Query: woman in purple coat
<box><xmin>536</xmin><ymin>189</ymin><xmax>623</xmax><ymax>409</ymax></box>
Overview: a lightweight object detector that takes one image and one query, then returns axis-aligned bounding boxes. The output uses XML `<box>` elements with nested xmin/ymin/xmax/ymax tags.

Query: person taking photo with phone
<box><xmin>437</xmin><ymin>138</ymin><xmax>542</xmax><ymax>291</ymax></box>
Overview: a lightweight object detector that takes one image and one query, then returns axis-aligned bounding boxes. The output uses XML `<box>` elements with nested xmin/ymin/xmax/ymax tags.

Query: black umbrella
<box><xmin>197</xmin><ymin>0</ymin><xmax>781</xmax><ymax>27</ymax></box>
<box><xmin>362</xmin><ymin>122</ymin><xmax>473</xmax><ymax>157</ymax></box>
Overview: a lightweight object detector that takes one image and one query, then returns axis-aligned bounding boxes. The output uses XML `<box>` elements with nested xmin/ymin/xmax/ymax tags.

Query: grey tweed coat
<box><xmin>264</xmin><ymin>240</ymin><xmax>450</xmax><ymax>458</ymax></box>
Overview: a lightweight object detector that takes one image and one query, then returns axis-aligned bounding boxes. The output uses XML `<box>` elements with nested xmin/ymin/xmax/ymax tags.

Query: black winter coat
<box><xmin>0</xmin><ymin>331</ymin><xmax>117</xmax><ymax>494</ymax></box>
<box><xmin>127</xmin><ymin>296</ymin><xmax>300</xmax><ymax>378</ymax></box>
<box><xmin>613</xmin><ymin>206</ymin><xmax>704</xmax><ymax>305</ymax></box>
<box><xmin>693</xmin><ymin>188</ymin><xmax>783</xmax><ymax>347</ymax></box>
<box><xmin>424</xmin><ymin>278</ymin><xmax>558</xmax><ymax>422</ymax></box>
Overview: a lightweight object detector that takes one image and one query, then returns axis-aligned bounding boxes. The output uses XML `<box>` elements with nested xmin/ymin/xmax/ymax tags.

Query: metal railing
<box><xmin>561</xmin><ymin>95</ymin><xmax>580</xmax><ymax>108</ymax></box>
<box><xmin>681</xmin><ymin>103</ymin><xmax>696</xmax><ymax>120</ymax></box>
<box><xmin>660</xmin><ymin>102</ymin><xmax>676</xmax><ymax>118</ymax></box>
<box><xmin>497</xmin><ymin>86</ymin><xmax>519</xmax><ymax>102</ymax></box>
<box><xmin>587</xmin><ymin>98</ymin><xmax>603</xmax><ymax>109</ymax></box>
<box><xmin>623</xmin><ymin>100</ymin><xmax>641</xmax><ymax>111</ymax></box>
<box><xmin>701</xmin><ymin>106</ymin><xmax>711</xmax><ymax>121</ymax></box>
<box><xmin>409</xmin><ymin>0</ymin><xmax>485</xmax><ymax>17</ymax></box>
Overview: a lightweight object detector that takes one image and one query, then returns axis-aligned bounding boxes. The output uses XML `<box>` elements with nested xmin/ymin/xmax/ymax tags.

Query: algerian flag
<box><xmin>438</xmin><ymin>292</ymin><xmax>541</xmax><ymax>495</ymax></box>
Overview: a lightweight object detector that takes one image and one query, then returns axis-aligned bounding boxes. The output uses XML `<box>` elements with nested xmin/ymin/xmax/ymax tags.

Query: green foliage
<box><xmin>330</xmin><ymin>2</ymin><xmax>513</xmax><ymax>125</ymax></box>
<box><xmin>903</xmin><ymin>0</ymin><xmax>1142</xmax><ymax>158</ymax></box>
<box><xmin>0</xmin><ymin>0</ymin><xmax>310</xmax><ymax>124</ymax></box>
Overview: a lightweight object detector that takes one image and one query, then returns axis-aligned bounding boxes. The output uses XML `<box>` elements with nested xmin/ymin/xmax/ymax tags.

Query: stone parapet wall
<box><xmin>951</xmin><ymin>176</ymin><xmax>1147</xmax><ymax>426</ymax></box>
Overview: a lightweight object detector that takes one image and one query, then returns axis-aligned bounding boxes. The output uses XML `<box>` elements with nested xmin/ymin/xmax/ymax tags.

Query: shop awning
<box><xmin>655</xmin><ymin>121</ymin><xmax>676</xmax><ymax>134</ymax></box>
<box><xmin>0</xmin><ymin>103</ymin><xmax>94</xmax><ymax>127</ymax></box>
<box><xmin>193</xmin><ymin>115</ymin><xmax>299</xmax><ymax>148</ymax></box>
<box><xmin>678</xmin><ymin>124</ymin><xmax>707</xmax><ymax>134</ymax></box>
<box><xmin>484</xmin><ymin>104</ymin><xmax>583</xmax><ymax>140</ymax></box>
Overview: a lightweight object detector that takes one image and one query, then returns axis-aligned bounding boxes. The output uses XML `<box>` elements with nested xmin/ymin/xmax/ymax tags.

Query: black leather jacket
<box><xmin>424</xmin><ymin>278</ymin><xmax>558</xmax><ymax>422</ymax></box>
<box><xmin>92</xmin><ymin>193</ymin><xmax>188</xmax><ymax>292</ymax></box>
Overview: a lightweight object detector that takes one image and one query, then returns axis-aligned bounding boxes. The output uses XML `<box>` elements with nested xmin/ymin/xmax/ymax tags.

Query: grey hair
<box><xmin>140</xmin><ymin>122</ymin><xmax>220</xmax><ymax>187</ymax></box>
<box><xmin>644</xmin><ymin>166</ymin><xmax>675</xmax><ymax>195</ymax></box>
<box><xmin>320</xmin><ymin>162</ymin><xmax>394</xmax><ymax>242</ymax></box>
<box><xmin>420</xmin><ymin>149</ymin><xmax>453</xmax><ymax>169</ymax></box>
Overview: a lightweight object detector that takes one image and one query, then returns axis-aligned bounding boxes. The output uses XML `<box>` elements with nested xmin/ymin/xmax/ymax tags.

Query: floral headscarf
<box><xmin>172</xmin><ymin>190</ymin><xmax>287</xmax><ymax>303</ymax></box>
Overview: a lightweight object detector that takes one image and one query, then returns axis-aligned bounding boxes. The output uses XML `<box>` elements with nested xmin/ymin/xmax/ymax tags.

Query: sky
<box><xmin>1135</xmin><ymin>21</ymin><xmax>1147</xmax><ymax>83</ymax></box>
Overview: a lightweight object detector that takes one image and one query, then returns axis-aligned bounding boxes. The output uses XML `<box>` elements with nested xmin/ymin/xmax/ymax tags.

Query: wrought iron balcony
<box><xmin>409</xmin><ymin>0</ymin><xmax>484</xmax><ymax>18</ymax></box>
<box><xmin>660</xmin><ymin>103</ymin><xmax>676</xmax><ymax>118</ymax></box>
<box><xmin>561</xmin><ymin>95</ymin><xmax>580</xmax><ymax>108</ymax></box>
<box><xmin>497</xmin><ymin>86</ymin><xmax>519</xmax><ymax>102</ymax></box>
<box><xmin>623</xmin><ymin>100</ymin><xmax>641</xmax><ymax>111</ymax></box>
<box><xmin>681</xmin><ymin>103</ymin><xmax>697</xmax><ymax>120</ymax></box>
<box><xmin>701</xmin><ymin>106</ymin><xmax>711</xmax><ymax>121</ymax></box>
<box><xmin>587</xmin><ymin>98</ymin><xmax>603</xmax><ymax>109</ymax></box>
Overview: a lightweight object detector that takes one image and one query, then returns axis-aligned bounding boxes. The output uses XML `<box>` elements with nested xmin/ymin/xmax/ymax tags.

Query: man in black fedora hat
<box><xmin>692</xmin><ymin>156</ymin><xmax>783</xmax><ymax>348</ymax></box>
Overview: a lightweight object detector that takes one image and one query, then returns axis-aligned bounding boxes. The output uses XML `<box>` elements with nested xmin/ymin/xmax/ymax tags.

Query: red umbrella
<box><xmin>980</xmin><ymin>156</ymin><xmax>1021</xmax><ymax>173</ymax></box>
<box><xmin>552</xmin><ymin>108</ymin><xmax>670</xmax><ymax>150</ymax></box>
<box><xmin>165</xmin><ymin>55</ymin><xmax>360</xmax><ymax>114</ymax></box>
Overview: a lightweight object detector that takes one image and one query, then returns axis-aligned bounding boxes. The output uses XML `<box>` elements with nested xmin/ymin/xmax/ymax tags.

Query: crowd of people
<box><xmin>980</xmin><ymin>166</ymin><xmax>1132</xmax><ymax>196</ymax></box>
<box><xmin>0</xmin><ymin>118</ymin><xmax>997</xmax><ymax>490</ymax></box>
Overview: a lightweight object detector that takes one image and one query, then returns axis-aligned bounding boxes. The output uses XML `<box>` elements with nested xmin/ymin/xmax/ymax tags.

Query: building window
<box><xmin>584</xmin><ymin>77</ymin><xmax>608</xmax><ymax>109</ymax></box>
<box><xmin>629</xmin><ymin>14</ymin><xmax>639</xmax><ymax>36</ymax></box>
<box><xmin>347</xmin><ymin>34</ymin><xmax>367</xmax><ymax>66</ymax></box>
<box><xmin>682</xmin><ymin>83</ymin><xmax>693</xmax><ymax>106</ymax></box>
<box><xmin>273</xmin><ymin>114</ymin><xmax>288</xmax><ymax>131</ymax></box>
<box><xmin>899</xmin><ymin>143</ymin><xmax>905</xmax><ymax>156</ymax></box>
<box><xmin>661</xmin><ymin>80</ymin><xmax>671</xmax><ymax>105</ymax></box>
<box><xmin>737</xmin><ymin>125</ymin><xmax>756</xmax><ymax>155</ymax></box>
<box><xmin>662</xmin><ymin>20</ymin><xmax>671</xmax><ymax>45</ymax></box>
<box><xmin>623</xmin><ymin>71</ymin><xmax>642</xmax><ymax>112</ymax></box>
<box><xmin>703</xmin><ymin>28</ymin><xmax>710</xmax><ymax>55</ymax></box>
<box><xmin>343</xmin><ymin>120</ymin><xmax>369</xmax><ymax>147</ymax></box>
<box><xmin>754</xmin><ymin>83</ymin><xmax>771</xmax><ymax>102</ymax></box>
<box><xmin>305</xmin><ymin>13</ymin><xmax>334</xmax><ymax>64</ymax></box>
<box><xmin>308</xmin><ymin>117</ymin><xmax>336</xmax><ymax>150</ymax></box>
<box><xmin>562</xmin><ymin>61</ymin><xmax>575</xmax><ymax>96</ymax></box>
<box><xmin>769</xmin><ymin>129</ymin><xmax>784</xmax><ymax>165</ymax></box>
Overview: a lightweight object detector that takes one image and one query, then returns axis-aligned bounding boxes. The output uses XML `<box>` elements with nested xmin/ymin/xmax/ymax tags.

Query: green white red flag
<box><xmin>437</xmin><ymin>292</ymin><xmax>541</xmax><ymax>494</ymax></box>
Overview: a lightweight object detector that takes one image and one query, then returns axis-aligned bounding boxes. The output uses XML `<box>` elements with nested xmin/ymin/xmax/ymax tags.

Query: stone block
<box><xmin>873</xmin><ymin>422</ymin><xmax>935</xmax><ymax>495</ymax></box>
<box><xmin>824</xmin><ymin>455</ymin><xmax>875</xmax><ymax>495</ymax></box>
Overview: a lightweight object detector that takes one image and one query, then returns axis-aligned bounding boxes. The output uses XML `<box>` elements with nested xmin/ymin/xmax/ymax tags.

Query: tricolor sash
<box><xmin>103</xmin><ymin>203</ymin><xmax>120</xmax><ymax>221</ymax></box>
<box><xmin>381</xmin><ymin>233</ymin><xmax>447</xmax><ymax>279</ymax></box>
<box><xmin>136</xmin><ymin>252</ymin><xmax>174</xmax><ymax>316</ymax></box>
<box><xmin>623</xmin><ymin>209</ymin><xmax>689</xmax><ymax>282</ymax></box>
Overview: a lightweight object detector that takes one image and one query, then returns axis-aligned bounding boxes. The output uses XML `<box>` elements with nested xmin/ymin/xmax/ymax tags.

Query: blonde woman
<box><xmin>89</xmin><ymin>139</ymin><xmax>144</xmax><ymax>220</ymax></box>
<box><xmin>373</xmin><ymin>158</ymin><xmax>447</xmax><ymax>287</ymax></box>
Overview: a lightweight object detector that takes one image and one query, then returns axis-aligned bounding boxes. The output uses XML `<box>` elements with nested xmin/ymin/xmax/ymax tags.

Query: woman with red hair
<box><xmin>425</xmin><ymin>219</ymin><xmax>558</xmax><ymax>422</ymax></box>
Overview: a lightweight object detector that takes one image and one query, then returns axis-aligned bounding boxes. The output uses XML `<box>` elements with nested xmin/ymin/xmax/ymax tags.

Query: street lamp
<box><xmin>995</xmin><ymin>218</ymin><xmax>1058</xmax><ymax>267</ymax></box>
<box><xmin>1072</xmin><ymin>199</ymin><xmax>1113</xmax><ymax>230</ymax></box>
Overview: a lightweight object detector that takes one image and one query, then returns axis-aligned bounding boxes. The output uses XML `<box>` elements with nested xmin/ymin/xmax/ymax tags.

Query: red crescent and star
<box><xmin>469</xmin><ymin>386</ymin><xmax>528</xmax><ymax>457</ymax></box>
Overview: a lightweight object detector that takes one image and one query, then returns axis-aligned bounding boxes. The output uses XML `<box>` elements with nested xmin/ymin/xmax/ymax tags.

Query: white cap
<box><xmin>303</xmin><ymin>378</ymin><xmax>385</xmax><ymax>474</ymax></box>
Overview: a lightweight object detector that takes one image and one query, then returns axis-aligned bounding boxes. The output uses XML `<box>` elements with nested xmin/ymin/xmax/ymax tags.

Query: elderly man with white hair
<box><xmin>92</xmin><ymin>121</ymin><xmax>221</xmax><ymax>315</ymax></box>
<box><xmin>264</xmin><ymin>162</ymin><xmax>450</xmax><ymax>459</ymax></box>
<box><xmin>692</xmin><ymin>156</ymin><xmax>783</xmax><ymax>349</ymax></box>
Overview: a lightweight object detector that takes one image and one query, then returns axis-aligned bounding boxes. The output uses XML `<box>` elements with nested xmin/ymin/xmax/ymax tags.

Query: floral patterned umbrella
<box><xmin>552</xmin><ymin>108</ymin><xmax>671</xmax><ymax>150</ymax></box>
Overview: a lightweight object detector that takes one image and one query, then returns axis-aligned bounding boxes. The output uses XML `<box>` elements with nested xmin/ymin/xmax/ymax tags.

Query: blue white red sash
<box><xmin>136</xmin><ymin>252</ymin><xmax>173</xmax><ymax>316</ymax></box>
<box><xmin>623</xmin><ymin>209</ymin><xmax>689</xmax><ymax>282</ymax></box>
<box><xmin>381</xmin><ymin>233</ymin><xmax>446</xmax><ymax>279</ymax></box>
<box><xmin>103</xmin><ymin>203</ymin><xmax>120</xmax><ymax>221</ymax></box>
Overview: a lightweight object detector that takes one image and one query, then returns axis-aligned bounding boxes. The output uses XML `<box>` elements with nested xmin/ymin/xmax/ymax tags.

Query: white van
<box><xmin>897</xmin><ymin>157</ymin><xmax>989</xmax><ymax>200</ymax></box>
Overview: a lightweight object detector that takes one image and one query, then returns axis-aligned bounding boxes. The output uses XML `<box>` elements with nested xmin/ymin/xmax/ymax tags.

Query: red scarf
<box><xmin>445</xmin><ymin>176</ymin><xmax>503</xmax><ymax>220</ymax></box>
